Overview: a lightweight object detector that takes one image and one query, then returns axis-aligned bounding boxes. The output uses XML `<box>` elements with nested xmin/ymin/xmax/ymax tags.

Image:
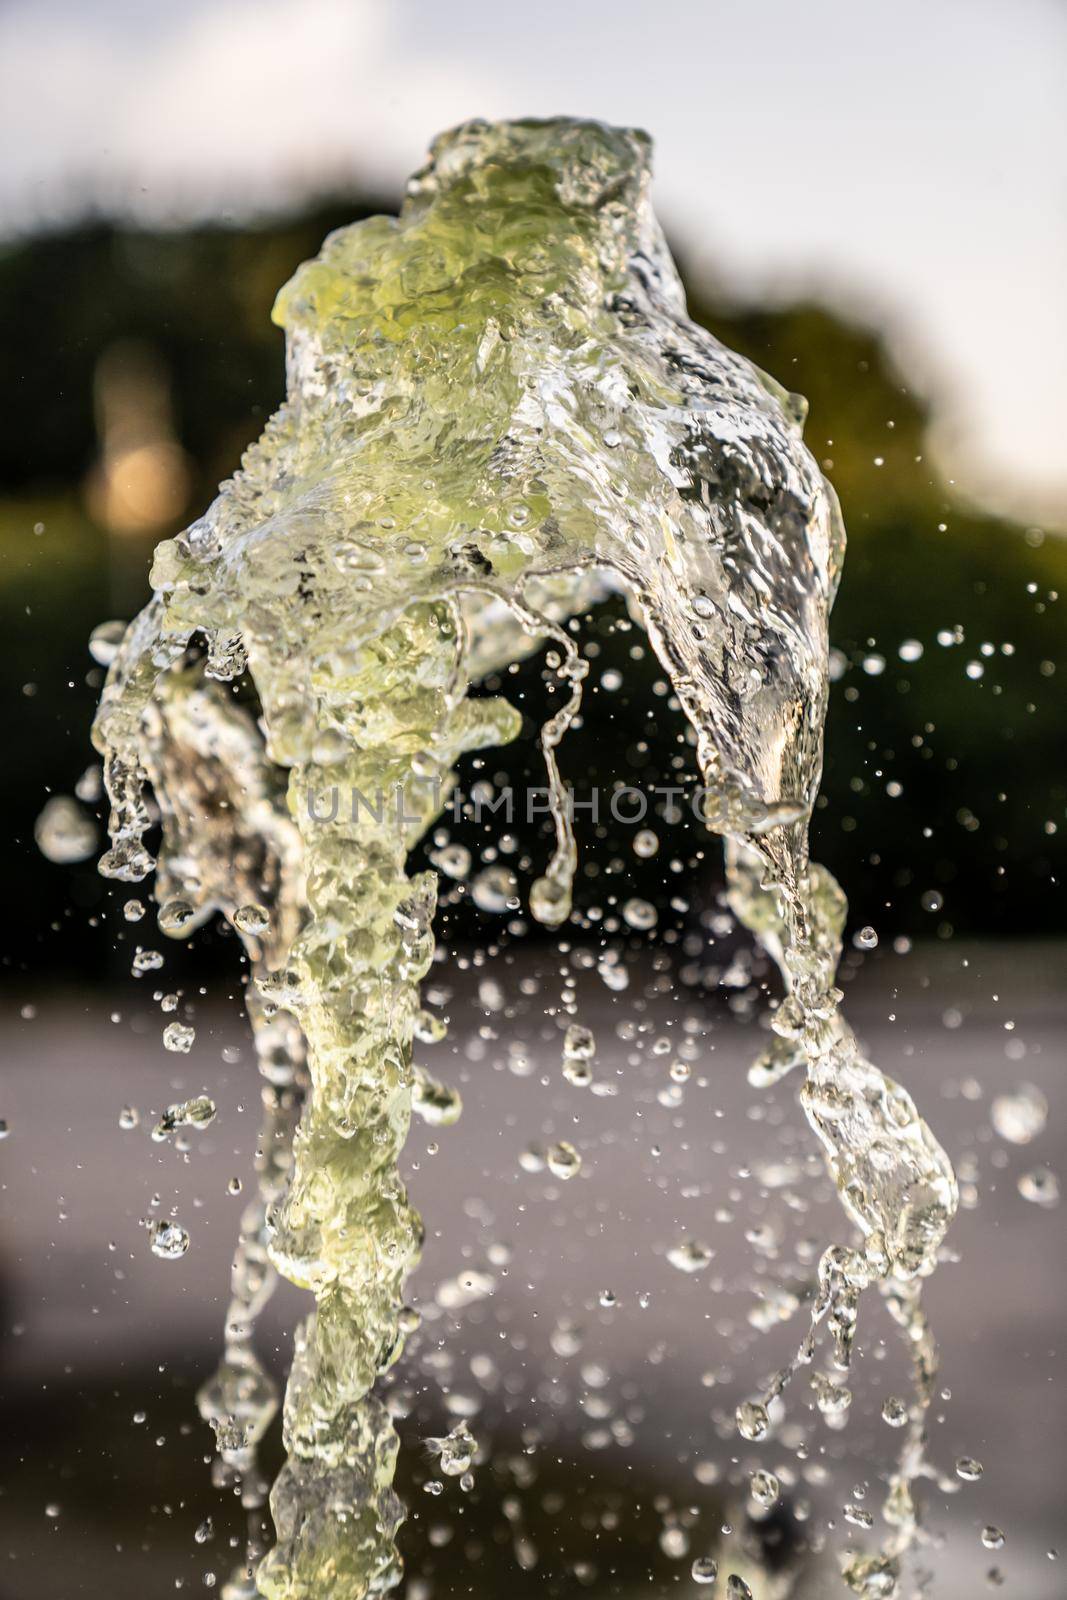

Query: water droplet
<box><xmin>529</xmin><ymin>873</ymin><xmax>571</xmax><ymax>927</ymax></box>
<box><xmin>546</xmin><ymin>1141</ymin><xmax>581</xmax><ymax>1180</ymax></box>
<box><xmin>472</xmin><ymin>866</ymin><xmax>518</xmax><ymax>913</ymax></box>
<box><xmin>842</xmin><ymin>1552</ymin><xmax>900</xmax><ymax>1595</ymax></box>
<box><xmin>562</xmin><ymin>1024</ymin><xmax>596</xmax><ymax>1086</ymax></box>
<box><xmin>430</xmin><ymin>843</ymin><xmax>471</xmax><ymax>880</ymax></box>
<box><xmin>691</xmin><ymin>1557</ymin><xmax>717</xmax><ymax>1585</ymax></box>
<box><xmin>881</xmin><ymin>1395</ymin><xmax>908</xmax><ymax>1428</ymax></box>
<box><xmin>991</xmin><ymin>1084</ymin><xmax>1047</xmax><ymax>1145</ymax></box>
<box><xmin>413</xmin><ymin>1070</ymin><xmax>462</xmax><ymax>1127</ymax></box>
<box><xmin>153</xmin><ymin>1096</ymin><xmax>215</xmax><ymax>1140</ymax></box>
<box><xmin>750</xmin><ymin>1469</ymin><xmax>780</xmax><ymax>1509</ymax></box>
<box><xmin>149</xmin><ymin>1219</ymin><xmax>190</xmax><ymax>1260</ymax></box>
<box><xmin>854</xmin><ymin>925</ymin><xmax>879</xmax><ymax>950</ymax></box>
<box><xmin>1018</xmin><ymin>1167</ymin><xmax>1059</xmax><ymax>1207</ymax></box>
<box><xmin>667</xmin><ymin>1239</ymin><xmax>713</xmax><ymax>1273</ymax></box>
<box><xmin>622</xmin><ymin>897</ymin><xmax>657</xmax><ymax>930</ymax></box>
<box><xmin>425</xmin><ymin>1420</ymin><xmax>476</xmax><ymax>1476</ymax></box>
<box><xmin>233</xmin><ymin>903</ymin><xmax>270</xmax><ymax>937</ymax></box>
<box><xmin>74</xmin><ymin>764</ymin><xmax>103</xmax><ymax>803</ymax></box>
<box><xmin>813</xmin><ymin>1374</ymin><xmax>852</xmax><ymax>1419</ymax></box>
<box><xmin>736</xmin><ymin>1400</ymin><xmax>769</xmax><ymax>1441</ymax></box>
<box><xmin>35</xmin><ymin>797</ymin><xmax>96</xmax><ymax>864</ymax></box>
<box><xmin>88</xmin><ymin>619</ymin><xmax>127</xmax><ymax>666</ymax></box>
<box><xmin>158</xmin><ymin>899</ymin><xmax>196</xmax><ymax>936</ymax></box>
<box><xmin>955</xmin><ymin>1456</ymin><xmax>983</xmax><ymax>1481</ymax></box>
<box><xmin>597</xmin><ymin>953</ymin><xmax>629</xmax><ymax>991</ymax></box>
<box><xmin>563</xmin><ymin>1023</ymin><xmax>596</xmax><ymax>1060</ymax></box>
<box><xmin>660</xmin><ymin>1525</ymin><xmax>689</xmax><ymax>1559</ymax></box>
<box><xmin>563</xmin><ymin>1056</ymin><xmax>592</xmax><ymax>1087</ymax></box>
<box><xmin>162</xmin><ymin>1022</ymin><xmax>196</xmax><ymax>1054</ymax></box>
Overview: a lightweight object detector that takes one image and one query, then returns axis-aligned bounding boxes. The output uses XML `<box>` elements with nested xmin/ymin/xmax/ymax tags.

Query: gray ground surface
<box><xmin>1</xmin><ymin>940</ymin><xmax>1063</xmax><ymax>1598</ymax></box>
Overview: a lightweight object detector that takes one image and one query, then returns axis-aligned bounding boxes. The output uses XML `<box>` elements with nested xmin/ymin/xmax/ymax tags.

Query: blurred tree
<box><xmin>693</xmin><ymin>294</ymin><xmax>1063</xmax><ymax>945</ymax></box>
<box><xmin>0</xmin><ymin>202</ymin><xmax>1061</xmax><ymax>984</ymax></box>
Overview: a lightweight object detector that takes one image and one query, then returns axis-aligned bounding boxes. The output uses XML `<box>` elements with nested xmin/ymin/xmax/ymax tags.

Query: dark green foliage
<box><xmin>1</xmin><ymin>202</ymin><xmax>1061</xmax><ymax>982</ymax></box>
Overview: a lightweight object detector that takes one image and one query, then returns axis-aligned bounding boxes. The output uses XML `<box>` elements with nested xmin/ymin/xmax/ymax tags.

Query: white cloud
<box><xmin>0</xmin><ymin>0</ymin><xmax>482</xmax><ymax>220</ymax></box>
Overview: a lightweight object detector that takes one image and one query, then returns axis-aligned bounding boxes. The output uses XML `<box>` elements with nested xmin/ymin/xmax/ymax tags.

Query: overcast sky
<box><xmin>2</xmin><ymin>0</ymin><xmax>1064</xmax><ymax>525</ymax></box>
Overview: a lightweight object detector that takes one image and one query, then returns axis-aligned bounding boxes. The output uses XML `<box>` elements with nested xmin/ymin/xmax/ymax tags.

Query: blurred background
<box><xmin>0</xmin><ymin>3</ymin><xmax>1064</xmax><ymax>1597</ymax></box>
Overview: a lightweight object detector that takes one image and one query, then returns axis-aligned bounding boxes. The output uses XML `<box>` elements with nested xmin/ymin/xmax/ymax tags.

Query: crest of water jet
<box><xmin>89</xmin><ymin>117</ymin><xmax>957</xmax><ymax>1595</ymax></box>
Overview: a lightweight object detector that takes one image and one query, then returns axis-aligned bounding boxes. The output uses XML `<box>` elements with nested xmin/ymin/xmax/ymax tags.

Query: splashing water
<box><xmin>90</xmin><ymin>118</ymin><xmax>957</xmax><ymax>1596</ymax></box>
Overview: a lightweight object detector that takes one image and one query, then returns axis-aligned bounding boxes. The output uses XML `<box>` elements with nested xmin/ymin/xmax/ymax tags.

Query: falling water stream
<box><xmin>88</xmin><ymin>119</ymin><xmax>958</xmax><ymax>1598</ymax></box>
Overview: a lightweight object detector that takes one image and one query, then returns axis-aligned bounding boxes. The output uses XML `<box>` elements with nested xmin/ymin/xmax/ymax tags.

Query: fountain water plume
<box><xmin>93</xmin><ymin>118</ymin><xmax>956</xmax><ymax>1596</ymax></box>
